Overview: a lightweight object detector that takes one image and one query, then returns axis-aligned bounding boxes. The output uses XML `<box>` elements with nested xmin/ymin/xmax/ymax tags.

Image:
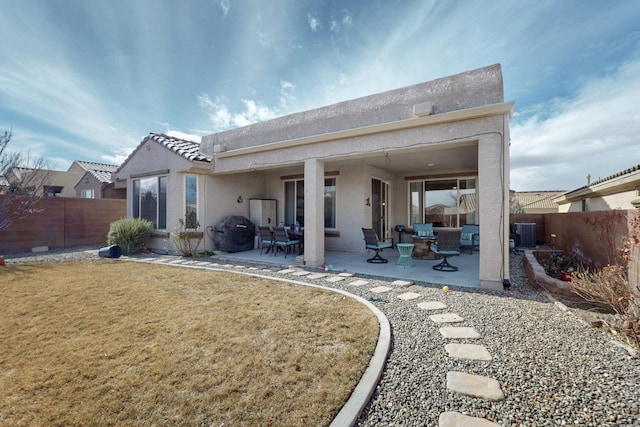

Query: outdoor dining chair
<box><xmin>257</xmin><ymin>226</ymin><xmax>274</xmax><ymax>255</ymax></box>
<box><xmin>272</xmin><ymin>227</ymin><xmax>300</xmax><ymax>258</ymax></box>
<box><xmin>362</xmin><ymin>228</ymin><xmax>393</xmax><ymax>263</ymax></box>
<box><xmin>431</xmin><ymin>228</ymin><xmax>462</xmax><ymax>271</ymax></box>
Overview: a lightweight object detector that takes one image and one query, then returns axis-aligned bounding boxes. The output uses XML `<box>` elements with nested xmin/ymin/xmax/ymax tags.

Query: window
<box><xmin>133</xmin><ymin>176</ymin><xmax>167</xmax><ymax>229</ymax></box>
<box><xmin>81</xmin><ymin>189</ymin><xmax>95</xmax><ymax>199</ymax></box>
<box><xmin>284</xmin><ymin>178</ymin><xmax>336</xmax><ymax>228</ymax></box>
<box><xmin>408</xmin><ymin>177</ymin><xmax>476</xmax><ymax>227</ymax></box>
<box><xmin>185</xmin><ymin>175</ymin><xmax>197</xmax><ymax>228</ymax></box>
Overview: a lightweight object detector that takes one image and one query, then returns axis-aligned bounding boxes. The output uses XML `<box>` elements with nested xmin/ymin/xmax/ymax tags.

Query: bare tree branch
<box><xmin>0</xmin><ymin>129</ymin><xmax>52</xmax><ymax>231</ymax></box>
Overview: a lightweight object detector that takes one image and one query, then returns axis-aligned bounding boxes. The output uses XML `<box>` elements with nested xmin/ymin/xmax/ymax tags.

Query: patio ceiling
<box><xmin>327</xmin><ymin>141</ymin><xmax>479</xmax><ymax>175</ymax></box>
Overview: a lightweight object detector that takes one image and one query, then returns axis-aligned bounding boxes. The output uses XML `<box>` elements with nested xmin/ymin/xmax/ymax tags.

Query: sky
<box><xmin>1</xmin><ymin>0</ymin><xmax>639</xmax><ymax>192</ymax></box>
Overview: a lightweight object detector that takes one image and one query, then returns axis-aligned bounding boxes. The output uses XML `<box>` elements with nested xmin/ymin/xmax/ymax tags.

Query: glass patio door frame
<box><xmin>408</xmin><ymin>176</ymin><xmax>477</xmax><ymax>227</ymax></box>
<box><xmin>371</xmin><ymin>178</ymin><xmax>390</xmax><ymax>240</ymax></box>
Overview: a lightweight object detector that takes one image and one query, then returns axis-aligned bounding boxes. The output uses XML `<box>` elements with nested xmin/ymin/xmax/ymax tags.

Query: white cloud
<box><xmin>197</xmin><ymin>94</ymin><xmax>279</xmax><ymax>131</ymax></box>
<box><xmin>165</xmin><ymin>130</ymin><xmax>202</xmax><ymax>143</ymax></box>
<box><xmin>307</xmin><ymin>14</ymin><xmax>321</xmax><ymax>32</ymax></box>
<box><xmin>219</xmin><ymin>0</ymin><xmax>230</xmax><ymax>17</ymax></box>
<box><xmin>510</xmin><ymin>59</ymin><xmax>640</xmax><ymax>191</ymax></box>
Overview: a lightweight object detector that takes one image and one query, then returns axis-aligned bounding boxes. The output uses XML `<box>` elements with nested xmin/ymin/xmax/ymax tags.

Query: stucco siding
<box><xmin>201</xmin><ymin>64</ymin><xmax>504</xmax><ymax>154</ymax></box>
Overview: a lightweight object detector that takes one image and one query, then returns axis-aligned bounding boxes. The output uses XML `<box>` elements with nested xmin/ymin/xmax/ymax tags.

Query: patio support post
<box><xmin>304</xmin><ymin>158</ymin><xmax>325</xmax><ymax>267</ymax></box>
<box><xmin>478</xmin><ymin>128</ymin><xmax>510</xmax><ymax>291</ymax></box>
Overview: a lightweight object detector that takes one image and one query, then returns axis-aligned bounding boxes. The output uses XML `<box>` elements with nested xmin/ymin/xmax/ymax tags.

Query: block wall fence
<box><xmin>0</xmin><ymin>196</ymin><xmax>126</xmax><ymax>254</ymax></box>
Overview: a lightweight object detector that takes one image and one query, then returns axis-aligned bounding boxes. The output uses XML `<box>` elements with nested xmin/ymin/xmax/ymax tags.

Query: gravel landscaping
<box><xmin>5</xmin><ymin>247</ymin><xmax>639</xmax><ymax>426</ymax></box>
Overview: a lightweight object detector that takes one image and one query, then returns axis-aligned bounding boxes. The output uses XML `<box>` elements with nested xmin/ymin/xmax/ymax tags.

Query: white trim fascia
<box><xmin>215</xmin><ymin>102</ymin><xmax>514</xmax><ymax>159</ymax></box>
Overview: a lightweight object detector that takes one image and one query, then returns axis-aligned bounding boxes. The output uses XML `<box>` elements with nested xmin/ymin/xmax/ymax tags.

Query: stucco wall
<box><xmin>201</xmin><ymin>64</ymin><xmax>504</xmax><ymax>155</ymax></box>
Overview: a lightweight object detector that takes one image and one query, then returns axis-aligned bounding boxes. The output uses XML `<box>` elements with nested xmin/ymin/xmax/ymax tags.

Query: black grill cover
<box><xmin>213</xmin><ymin>215</ymin><xmax>256</xmax><ymax>252</ymax></box>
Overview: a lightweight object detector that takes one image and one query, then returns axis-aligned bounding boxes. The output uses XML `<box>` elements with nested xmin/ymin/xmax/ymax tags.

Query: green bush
<box><xmin>107</xmin><ymin>218</ymin><xmax>154</xmax><ymax>255</ymax></box>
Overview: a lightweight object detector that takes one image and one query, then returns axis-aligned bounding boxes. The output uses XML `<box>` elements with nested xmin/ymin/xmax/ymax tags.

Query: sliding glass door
<box><xmin>408</xmin><ymin>177</ymin><xmax>476</xmax><ymax>227</ymax></box>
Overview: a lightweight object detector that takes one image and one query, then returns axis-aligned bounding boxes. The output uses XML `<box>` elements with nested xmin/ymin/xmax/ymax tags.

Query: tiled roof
<box><xmin>555</xmin><ymin>163</ymin><xmax>640</xmax><ymax>201</ymax></box>
<box><xmin>587</xmin><ymin>164</ymin><xmax>640</xmax><ymax>188</ymax></box>
<box><xmin>87</xmin><ymin>169</ymin><xmax>116</xmax><ymax>184</ymax></box>
<box><xmin>514</xmin><ymin>191</ymin><xmax>562</xmax><ymax>210</ymax></box>
<box><xmin>74</xmin><ymin>161</ymin><xmax>119</xmax><ymax>174</ymax></box>
<box><xmin>147</xmin><ymin>133</ymin><xmax>210</xmax><ymax>162</ymax></box>
<box><xmin>73</xmin><ymin>161</ymin><xmax>119</xmax><ymax>184</ymax></box>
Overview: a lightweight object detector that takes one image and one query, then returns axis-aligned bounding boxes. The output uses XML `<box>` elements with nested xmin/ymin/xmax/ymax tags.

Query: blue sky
<box><xmin>1</xmin><ymin>0</ymin><xmax>638</xmax><ymax>191</ymax></box>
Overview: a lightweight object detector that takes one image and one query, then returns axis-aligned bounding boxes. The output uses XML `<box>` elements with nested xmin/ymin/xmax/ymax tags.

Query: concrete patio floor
<box><xmin>213</xmin><ymin>247</ymin><xmax>481</xmax><ymax>289</ymax></box>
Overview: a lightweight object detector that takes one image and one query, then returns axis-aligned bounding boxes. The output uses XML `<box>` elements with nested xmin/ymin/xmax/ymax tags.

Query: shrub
<box><xmin>571</xmin><ymin>265</ymin><xmax>633</xmax><ymax>315</ymax></box>
<box><xmin>171</xmin><ymin>217</ymin><xmax>202</xmax><ymax>257</ymax></box>
<box><xmin>107</xmin><ymin>218</ymin><xmax>154</xmax><ymax>255</ymax></box>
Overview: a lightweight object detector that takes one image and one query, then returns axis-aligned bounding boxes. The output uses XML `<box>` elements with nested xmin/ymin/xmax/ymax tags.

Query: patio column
<box><xmin>478</xmin><ymin>129</ymin><xmax>510</xmax><ymax>291</ymax></box>
<box><xmin>304</xmin><ymin>158</ymin><xmax>325</xmax><ymax>267</ymax></box>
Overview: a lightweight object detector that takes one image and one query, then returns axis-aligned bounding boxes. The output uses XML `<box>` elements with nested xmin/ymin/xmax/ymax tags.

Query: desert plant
<box><xmin>107</xmin><ymin>218</ymin><xmax>154</xmax><ymax>255</ymax></box>
<box><xmin>570</xmin><ymin>212</ymin><xmax>640</xmax><ymax>354</ymax></box>
<box><xmin>571</xmin><ymin>265</ymin><xmax>632</xmax><ymax>315</ymax></box>
<box><xmin>171</xmin><ymin>217</ymin><xmax>202</xmax><ymax>257</ymax></box>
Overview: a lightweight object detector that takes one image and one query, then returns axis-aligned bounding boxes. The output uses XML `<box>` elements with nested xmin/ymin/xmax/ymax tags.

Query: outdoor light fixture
<box><xmin>365</xmin><ymin>197</ymin><xmax>371</xmax><ymax>206</ymax></box>
<box><xmin>237</xmin><ymin>195</ymin><xmax>243</xmax><ymax>204</ymax></box>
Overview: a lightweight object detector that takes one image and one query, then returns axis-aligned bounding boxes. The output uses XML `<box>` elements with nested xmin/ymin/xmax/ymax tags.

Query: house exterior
<box><xmin>2</xmin><ymin>161</ymin><xmax>122</xmax><ymax>198</ymax></box>
<box><xmin>553</xmin><ymin>164</ymin><xmax>640</xmax><ymax>212</ymax></box>
<box><xmin>3</xmin><ymin>166</ymin><xmax>78</xmax><ymax>197</ymax></box>
<box><xmin>511</xmin><ymin>191</ymin><xmax>562</xmax><ymax>214</ymax></box>
<box><xmin>73</xmin><ymin>162</ymin><xmax>125</xmax><ymax>199</ymax></box>
<box><xmin>113</xmin><ymin>64</ymin><xmax>514</xmax><ymax>290</ymax></box>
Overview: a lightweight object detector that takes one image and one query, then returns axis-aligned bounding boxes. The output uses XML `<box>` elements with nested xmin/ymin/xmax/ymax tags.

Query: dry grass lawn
<box><xmin>0</xmin><ymin>259</ymin><xmax>379</xmax><ymax>426</ymax></box>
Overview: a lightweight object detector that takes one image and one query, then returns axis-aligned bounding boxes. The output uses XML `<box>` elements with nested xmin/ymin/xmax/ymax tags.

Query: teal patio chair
<box><xmin>460</xmin><ymin>224</ymin><xmax>480</xmax><ymax>254</ymax></box>
<box><xmin>362</xmin><ymin>228</ymin><xmax>393</xmax><ymax>263</ymax></box>
<box><xmin>412</xmin><ymin>223</ymin><xmax>434</xmax><ymax>238</ymax></box>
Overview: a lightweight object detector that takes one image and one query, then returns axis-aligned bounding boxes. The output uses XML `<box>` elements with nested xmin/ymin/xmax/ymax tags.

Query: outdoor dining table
<box><xmin>411</xmin><ymin>235</ymin><xmax>438</xmax><ymax>259</ymax></box>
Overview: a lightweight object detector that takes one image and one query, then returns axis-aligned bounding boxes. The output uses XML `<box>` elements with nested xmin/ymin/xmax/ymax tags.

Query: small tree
<box><xmin>0</xmin><ymin>129</ymin><xmax>51</xmax><ymax>231</ymax></box>
<box><xmin>172</xmin><ymin>217</ymin><xmax>202</xmax><ymax>257</ymax></box>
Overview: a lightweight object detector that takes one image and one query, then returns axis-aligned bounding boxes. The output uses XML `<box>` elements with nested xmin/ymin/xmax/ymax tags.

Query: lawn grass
<box><xmin>0</xmin><ymin>259</ymin><xmax>379</xmax><ymax>426</ymax></box>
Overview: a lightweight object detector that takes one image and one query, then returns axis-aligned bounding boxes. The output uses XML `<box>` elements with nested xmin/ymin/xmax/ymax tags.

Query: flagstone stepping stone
<box><xmin>277</xmin><ymin>268</ymin><xmax>297</xmax><ymax>274</ymax></box>
<box><xmin>370</xmin><ymin>286</ymin><xmax>393</xmax><ymax>293</ymax></box>
<box><xmin>221</xmin><ymin>264</ymin><xmax>234</xmax><ymax>268</ymax></box>
<box><xmin>247</xmin><ymin>267</ymin><xmax>259</xmax><ymax>270</ymax></box>
<box><xmin>417</xmin><ymin>301</ymin><xmax>447</xmax><ymax>310</ymax></box>
<box><xmin>439</xmin><ymin>411</ymin><xmax>501</xmax><ymax>427</ymax></box>
<box><xmin>397</xmin><ymin>292</ymin><xmax>421</xmax><ymax>300</ymax></box>
<box><xmin>445</xmin><ymin>343</ymin><xmax>492</xmax><ymax>361</ymax></box>
<box><xmin>338</xmin><ymin>272</ymin><xmax>354</xmax><ymax>277</ymax></box>
<box><xmin>233</xmin><ymin>265</ymin><xmax>245</xmax><ymax>269</ymax></box>
<box><xmin>446</xmin><ymin>371</ymin><xmax>505</xmax><ymax>401</ymax></box>
<box><xmin>306</xmin><ymin>273</ymin><xmax>327</xmax><ymax>279</ymax></box>
<box><xmin>391</xmin><ymin>279</ymin><xmax>413</xmax><ymax>287</ymax></box>
<box><xmin>348</xmin><ymin>279</ymin><xmax>369</xmax><ymax>287</ymax></box>
<box><xmin>429</xmin><ymin>313</ymin><xmax>464</xmax><ymax>323</ymax></box>
<box><xmin>439</xmin><ymin>326</ymin><xmax>482</xmax><ymax>339</ymax></box>
<box><xmin>291</xmin><ymin>270</ymin><xmax>312</xmax><ymax>276</ymax></box>
<box><xmin>325</xmin><ymin>276</ymin><xmax>345</xmax><ymax>283</ymax></box>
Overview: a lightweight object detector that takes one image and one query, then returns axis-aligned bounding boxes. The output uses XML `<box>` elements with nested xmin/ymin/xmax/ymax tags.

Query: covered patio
<box><xmin>212</xmin><ymin>246</ymin><xmax>481</xmax><ymax>288</ymax></box>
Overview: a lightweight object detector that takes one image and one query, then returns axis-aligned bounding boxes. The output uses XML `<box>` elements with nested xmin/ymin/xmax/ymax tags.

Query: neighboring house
<box><xmin>511</xmin><ymin>191</ymin><xmax>562</xmax><ymax>214</ymax></box>
<box><xmin>2</xmin><ymin>161</ymin><xmax>122</xmax><ymax>198</ymax></box>
<box><xmin>113</xmin><ymin>64</ymin><xmax>514</xmax><ymax>290</ymax></box>
<box><xmin>73</xmin><ymin>162</ymin><xmax>125</xmax><ymax>199</ymax></box>
<box><xmin>3</xmin><ymin>166</ymin><xmax>77</xmax><ymax>197</ymax></box>
<box><xmin>553</xmin><ymin>165</ymin><xmax>640</xmax><ymax>212</ymax></box>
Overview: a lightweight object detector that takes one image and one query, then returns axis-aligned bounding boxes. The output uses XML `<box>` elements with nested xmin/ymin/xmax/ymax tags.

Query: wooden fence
<box><xmin>0</xmin><ymin>196</ymin><xmax>126</xmax><ymax>254</ymax></box>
